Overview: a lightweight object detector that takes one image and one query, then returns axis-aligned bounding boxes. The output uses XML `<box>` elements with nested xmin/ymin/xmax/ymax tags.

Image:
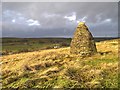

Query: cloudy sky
<box><xmin>2</xmin><ymin>2</ymin><xmax>118</xmax><ymax>38</ymax></box>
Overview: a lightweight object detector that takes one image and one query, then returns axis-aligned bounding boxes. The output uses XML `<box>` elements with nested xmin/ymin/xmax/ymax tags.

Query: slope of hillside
<box><xmin>1</xmin><ymin>39</ymin><xmax>119</xmax><ymax>88</ymax></box>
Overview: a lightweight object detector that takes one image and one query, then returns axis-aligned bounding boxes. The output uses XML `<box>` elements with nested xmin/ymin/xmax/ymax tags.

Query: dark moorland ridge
<box><xmin>1</xmin><ymin>37</ymin><xmax>119</xmax><ymax>55</ymax></box>
<box><xmin>94</xmin><ymin>37</ymin><xmax>119</xmax><ymax>42</ymax></box>
<box><xmin>1</xmin><ymin>37</ymin><xmax>119</xmax><ymax>42</ymax></box>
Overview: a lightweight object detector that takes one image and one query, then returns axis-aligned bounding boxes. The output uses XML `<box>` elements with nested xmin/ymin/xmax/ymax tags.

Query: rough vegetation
<box><xmin>1</xmin><ymin>38</ymin><xmax>71</xmax><ymax>55</ymax></box>
<box><xmin>70</xmin><ymin>22</ymin><xmax>97</xmax><ymax>57</ymax></box>
<box><xmin>1</xmin><ymin>39</ymin><xmax>119</xmax><ymax>89</ymax></box>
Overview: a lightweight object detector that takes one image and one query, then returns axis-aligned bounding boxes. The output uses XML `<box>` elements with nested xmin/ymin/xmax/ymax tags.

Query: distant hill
<box><xmin>1</xmin><ymin>36</ymin><xmax>119</xmax><ymax>41</ymax></box>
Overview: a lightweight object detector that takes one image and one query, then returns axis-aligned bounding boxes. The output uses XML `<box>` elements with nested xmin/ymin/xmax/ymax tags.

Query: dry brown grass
<box><xmin>1</xmin><ymin>39</ymin><xmax>119</xmax><ymax>88</ymax></box>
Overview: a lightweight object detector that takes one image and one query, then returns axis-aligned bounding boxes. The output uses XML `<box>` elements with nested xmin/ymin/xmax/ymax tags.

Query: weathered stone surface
<box><xmin>70</xmin><ymin>22</ymin><xmax>97</xmax><ymax>57</ymax></box>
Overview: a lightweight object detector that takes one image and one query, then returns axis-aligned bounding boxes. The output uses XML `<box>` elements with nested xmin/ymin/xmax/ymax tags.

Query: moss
<box><xmin>33</xmin><ymin>78</ymin><xmax>57</xmax><ymax>88</ymax></box>
<box><xmin>84</xmin><ymin>58</ymin><xmax>118</xmax><ymax>66</ymax></box>
<box><xmin>4</xmin><ymin>78</ymin><xmax>29</xmax><ymax>88</ymax></box>
<box><xmin>100</xmin><ymin>70</ymin><xmax>118</xmax><ymax>88</ymax></box>
<box><xmin>55</xmin><ymin>76</ymin><xmax>79</xmax><ymax>88</ymax></box>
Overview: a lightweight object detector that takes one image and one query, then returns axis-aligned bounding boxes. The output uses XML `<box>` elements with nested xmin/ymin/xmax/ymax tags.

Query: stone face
<box><xmin>70</xmin><ymin>22</ymin><xmax>97</xmax><ymax>57</ymax></box>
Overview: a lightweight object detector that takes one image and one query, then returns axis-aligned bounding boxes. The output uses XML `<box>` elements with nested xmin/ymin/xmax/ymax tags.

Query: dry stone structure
<box><xmin>70</xmin><ymin>22</ymin><xmax>97</xmax><ymax>57</ymax></box>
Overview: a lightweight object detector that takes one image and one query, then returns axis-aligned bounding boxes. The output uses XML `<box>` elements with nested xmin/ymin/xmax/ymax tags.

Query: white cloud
<box><xmin>88</xmin><ymin>18</ymin><xmax>112</xmax><ymax>27</ymax></box>
<box><xmin>77</xmin><ymin>16</ymin><xmax>88</xmax><ymax>23</ymax></box>
<box><xmin>99</xmin><ymin>18</ymin><xmax>112</xmax><ymax>24</ymax></box>
<box><xmin>43</xmin><ymin>13</ymin><xmax>60</xmax><ymax>18</ymax></box>
<box><xmin>26</xmin><ymin>19</ymin><xmax>40</xmax><ymax>26</ymax></box>
<box><xmin>77</xmin><ymin>20</ymin><xmax>80</xmax><ymax>23</ymax></box>
<box><xmin>96</xmin><ymin>13</ymin><xmax>102</xmax><ymax>23</ymax></box>
<box><xmin>27</xmin><ymin>19</ymin><xmax>34</xmax><ymax>23</ymax></box>
<box><xmin>81</xmin><ymin>16</ymin><xmax>87</xmax><ymax>22</ymax></box>
<box><xmin>104</xmin><ymin>19</ymin><xmax>111</xmax><ymax>22</ymax></box>
<box><xmin>12</xmin><ymin>19</ymin><xmax>16</xmax><ymax>23</ymax></box>
<box><xmin>64</xmin><ymin>12</ymin><xmax>76</xmax><ymax>21</ymax></box>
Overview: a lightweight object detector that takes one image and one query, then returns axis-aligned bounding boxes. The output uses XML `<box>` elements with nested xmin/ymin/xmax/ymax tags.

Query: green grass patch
<box><xmin>84</xmin><ymin>58</ymin><xmax>118</xmax><ymax>66</ymax></box>
<box><xmin>2</xmin><ymin>38</ymin><xmax>71</xmax><ymax>55</ymax></box>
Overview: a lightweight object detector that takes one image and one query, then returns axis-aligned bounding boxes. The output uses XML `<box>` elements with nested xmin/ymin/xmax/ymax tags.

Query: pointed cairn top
<box><xmin>77</xmin><ymin>22</ymin><xmax>86</xmax><ymax>28</ymax></box>
<box><xmin>78</xmin><ymin>22</ymin><xmax>85</xmax><ymax>25</ymax></box>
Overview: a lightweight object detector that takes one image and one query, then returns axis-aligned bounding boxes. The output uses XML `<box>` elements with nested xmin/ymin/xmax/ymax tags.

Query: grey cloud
<box><xmin>2</xmin><ymin>2</ymin><xmax>118</xmax><ymax>37</ymax></box>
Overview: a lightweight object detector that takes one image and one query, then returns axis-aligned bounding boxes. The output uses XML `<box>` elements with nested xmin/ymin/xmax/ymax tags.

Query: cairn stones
<box><xmin>70</xmin><ymin>22</ymin><xmax>97</xmax><ymax>57</ymax></box>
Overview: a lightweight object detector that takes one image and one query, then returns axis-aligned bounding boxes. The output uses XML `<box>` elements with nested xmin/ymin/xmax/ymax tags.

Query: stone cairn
<box><xmin>70</xmin><ymin>22</ymin><xmax>97</xmax><ymax>57</ymax></box>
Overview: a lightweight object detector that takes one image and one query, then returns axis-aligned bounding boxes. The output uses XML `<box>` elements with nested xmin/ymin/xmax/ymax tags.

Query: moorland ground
<box><xmin>1</xmin><ymin>38</ymin><xmax>119</xmax><ymax>88</ymax></box>
<box><xmin>1</xmin><ymin>37</ymin><xmax>117</xmax><ymax>55</ymax></box>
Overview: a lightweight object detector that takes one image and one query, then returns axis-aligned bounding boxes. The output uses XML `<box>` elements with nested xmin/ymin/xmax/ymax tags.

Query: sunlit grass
<box><xmin>1</xmin><ymin>39</ymin><xmax>119</xmax><ymax>88</ymax></box>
